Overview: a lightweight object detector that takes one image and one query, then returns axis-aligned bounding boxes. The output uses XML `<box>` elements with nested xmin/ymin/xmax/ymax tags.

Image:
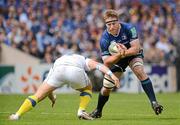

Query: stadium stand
<box><xmin>0</xmin><ymin>0</ymin><xmax>179</xmax><ymax>65</ymax></box>
<box><xmin>0</xmin><ymin>43</ymin><xmax>40</xmax><ymax>65</ymax></box>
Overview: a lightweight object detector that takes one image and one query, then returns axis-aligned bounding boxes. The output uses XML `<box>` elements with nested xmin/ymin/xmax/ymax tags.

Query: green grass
<box><xmin>0</xmin><ymin>93</ymin><xmax>180</xmax><ymax>125</ymax></box>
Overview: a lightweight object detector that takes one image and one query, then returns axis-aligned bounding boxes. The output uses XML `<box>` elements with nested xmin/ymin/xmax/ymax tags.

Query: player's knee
<box><xmin>134</xmin><ymin>66</ymin><xmax>143</xmax><ymax>73</ymax></box>
<box><xmin>101</xmin><ymin>87</ymin><xmax>111</xmax><ymax>96</ymax></box>
<box><xmin>28</xmin><ymin>95</ymin><xmax>38</xmax><ymax>107</ymax></box>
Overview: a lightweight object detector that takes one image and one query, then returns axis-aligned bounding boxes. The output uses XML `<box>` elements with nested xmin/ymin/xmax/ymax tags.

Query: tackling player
<box><xmin>90</xmin><ymin>9</ymin><xmax>163</xmax><ymax>118</ymax></box>
<box><xmin>9</xmin><ymin>54</ymin><xmax>120</xmax><ymax>120</ymax></box>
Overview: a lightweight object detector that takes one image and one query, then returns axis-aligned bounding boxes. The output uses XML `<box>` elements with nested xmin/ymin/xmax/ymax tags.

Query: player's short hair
<box><xmin>103</xmin><ymin>9</ymin><xmax>119</xmax><ymax>21</ymax></box>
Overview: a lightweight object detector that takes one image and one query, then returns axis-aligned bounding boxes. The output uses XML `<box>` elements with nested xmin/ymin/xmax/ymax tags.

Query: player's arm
<box><xmin>124</xmin><ymin>39</ymin><xmax>141</xmax><ymax>57</ymax></box>
<box><xmin>122</xmin><ymin>26</ymin><xmax>141</xmax><ymax>57</ymax></box>
<box><xmin>102</xmin><ymin>53</ymin><xmax>124</xmax><ymax>67</ymax></box>
<box><xmin>100</xmin><ymin>37</ymin><xmax>124</xmax><ymax>68</ymax></box>
<box><xmin>86</xmin><ymin>59</ymin><xmax>120</xmax><ymax>88</ymax></box>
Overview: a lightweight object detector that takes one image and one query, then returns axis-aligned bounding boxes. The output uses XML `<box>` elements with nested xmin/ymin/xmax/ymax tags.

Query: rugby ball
<box><xmin>108</xmin><ymin>41</ymin><xmax>119</xmax><ymax>55</ymax></box>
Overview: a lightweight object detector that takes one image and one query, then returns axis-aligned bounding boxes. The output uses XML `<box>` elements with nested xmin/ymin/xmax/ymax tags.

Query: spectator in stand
<box><xmin>0</xmin><ymin>0</ymin><xmax>178</xmax><ymax>66</ymax></box>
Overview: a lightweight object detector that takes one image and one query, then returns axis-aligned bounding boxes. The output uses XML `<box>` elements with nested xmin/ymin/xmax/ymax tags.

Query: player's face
<box><xmin>105</xmin><ymin>17</ymin><xmax>120</xmax><ymax>35</ymax></box>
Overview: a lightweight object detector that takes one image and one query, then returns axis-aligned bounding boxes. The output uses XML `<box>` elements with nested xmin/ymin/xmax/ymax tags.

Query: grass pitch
<box><xmin>0</xmin><ymin>93</ymin><xmax>179</xmax><ymax>125</ymax></box>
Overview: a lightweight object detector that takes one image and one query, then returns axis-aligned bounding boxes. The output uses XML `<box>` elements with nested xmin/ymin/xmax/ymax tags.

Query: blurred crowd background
<box><xmin>0</xmin><ymin>0</ymin><xmax>179</xmax><ymax>65</ymax></box>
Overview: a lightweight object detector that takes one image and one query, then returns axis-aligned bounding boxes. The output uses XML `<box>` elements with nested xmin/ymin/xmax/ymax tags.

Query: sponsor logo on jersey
<box><xmin>130</xmin><ymin>27</ymin><xmax>137</xmax><ymax>38</ymax></box>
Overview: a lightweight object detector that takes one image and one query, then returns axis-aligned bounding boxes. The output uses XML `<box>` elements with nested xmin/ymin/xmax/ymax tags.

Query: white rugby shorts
<box><xmin>44</xmin><ymin>65</ymin><xmax>90</xmax><ymax>89</ymax></box>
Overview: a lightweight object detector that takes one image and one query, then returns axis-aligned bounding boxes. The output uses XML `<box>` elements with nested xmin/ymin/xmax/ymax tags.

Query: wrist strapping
<box><xmin>107</xmin><ymin>70</ymin><xmax>113</xmax><ymax>77</ymax></box>
<box><xmin>96</xmin><ymin>63</ymin><xmax>103</xmax><ymax>70</ymax></box>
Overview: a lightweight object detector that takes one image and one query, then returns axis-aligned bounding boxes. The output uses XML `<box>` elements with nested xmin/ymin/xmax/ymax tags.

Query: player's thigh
<box><xmin>43</xmin><ymin>67</ymin><xmax>65</xmax><ymax>88</ymax></box>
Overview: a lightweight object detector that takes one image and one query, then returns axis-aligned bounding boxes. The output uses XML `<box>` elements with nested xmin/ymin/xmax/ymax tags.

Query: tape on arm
<box><xmin>96</xmin><ymin>63</ymin><xmax>103</xmax><ymax>70</ymax></box>
<box><xmin>106</xmin><ymin>70</ymin><xmax>113</xmax><ymax>77</ymax></box>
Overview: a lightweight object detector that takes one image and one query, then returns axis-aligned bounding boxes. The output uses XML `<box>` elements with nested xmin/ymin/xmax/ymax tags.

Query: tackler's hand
<box><xmin>48</xmin><ymin>93</ymin><xmax>57</xmax><ymax>108</ymax></box>
<box><xmin>51</xmin><ymin>94</ymin><xmax>56</xmax><ymax>108</ymax></box>
<box><xmin>111</xmin><ymin>74</ymin><xmax>120</xmax><ymax>88</ymax></box>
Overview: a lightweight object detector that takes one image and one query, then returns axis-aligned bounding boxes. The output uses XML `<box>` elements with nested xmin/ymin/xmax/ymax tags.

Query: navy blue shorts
<box><xmin>110</xmin><ymin>49</ymin><xmax>144</xmax><ymax>72</ymax></box>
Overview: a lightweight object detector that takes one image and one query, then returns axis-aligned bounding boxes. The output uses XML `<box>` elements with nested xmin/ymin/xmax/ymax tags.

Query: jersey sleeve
<box><xmin>127</xmin><ymin>25</ymin><xmax>138</xmax><ymax>42</ymax></box>
<box><xmin>100</xmin><ymin>33</ymin><xmax>111</xmax><ymax>57</ymax></box>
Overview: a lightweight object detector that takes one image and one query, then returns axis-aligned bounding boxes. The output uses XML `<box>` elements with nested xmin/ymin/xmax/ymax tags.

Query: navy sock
<box><xmin>97</xmin><ymin>93</ymin><xmax>109</xmax><ymax>112</ymax></box>
<box><xmin>141</xmin><ymin>78</ymin><xmax>157</xmax><ymax>103</ymax></box>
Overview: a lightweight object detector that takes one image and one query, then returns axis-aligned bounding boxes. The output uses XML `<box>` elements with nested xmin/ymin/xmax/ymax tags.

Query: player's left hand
<box><xmin>50</xmin><ymin>94</ymin><xmax>56</xmax><ymax>108</ymax></box>
<box><xmin>48</xmin><ymin>94</ymin><xmax>56</xmax><ymax>108</ymax></box>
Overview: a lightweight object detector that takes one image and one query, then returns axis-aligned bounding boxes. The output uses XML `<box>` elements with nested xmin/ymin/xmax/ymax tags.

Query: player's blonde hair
<box><xmin>103</xmin><ymin>9</ymin><xmax>119</xmax><ymax>21</ymax></box>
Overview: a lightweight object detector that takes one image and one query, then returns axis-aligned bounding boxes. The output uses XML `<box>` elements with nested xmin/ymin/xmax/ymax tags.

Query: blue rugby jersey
<box><xmin>100</xmin><ymin>22</ymin><xmax>138</xmax><ymax>57</ymax></box>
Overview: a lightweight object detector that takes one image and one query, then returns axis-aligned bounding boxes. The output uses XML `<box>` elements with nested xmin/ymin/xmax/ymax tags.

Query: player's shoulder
<box><xmin>100</xmin><ymin>30</ymin><xmax>110</xmax><ymax>44</ymax></box>
<box><xmin>102</xmin><ymin>30</ymin><xmax>109</xmax><ymax>38</ymax></box>
<box><xmin>120</xmin><ymin>22</ymin><xmax>135</xmax><ymax>30</ymax></box>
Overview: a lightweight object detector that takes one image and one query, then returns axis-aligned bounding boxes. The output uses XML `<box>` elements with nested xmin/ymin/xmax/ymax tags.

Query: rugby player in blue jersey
<box><xmin>90</xmin><ymin>9</ymin><xmax>163</xmax><ymax>118</ymax></box>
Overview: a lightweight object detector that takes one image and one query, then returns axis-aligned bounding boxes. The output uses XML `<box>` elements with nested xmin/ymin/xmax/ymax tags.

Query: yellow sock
<box><xmin>79</xmin><ymin>90</ymin><xmax>92</xmax><ymax>111</ymax></box>
<box><xmin>16</xmin><ymin>95</ymin><xmax>38</xmax><ymax>116</ymax></box>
